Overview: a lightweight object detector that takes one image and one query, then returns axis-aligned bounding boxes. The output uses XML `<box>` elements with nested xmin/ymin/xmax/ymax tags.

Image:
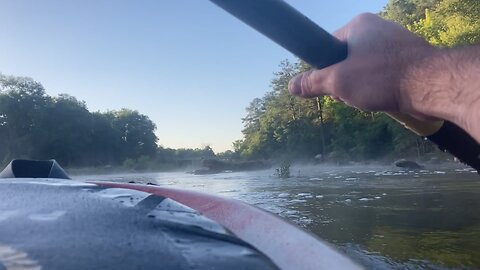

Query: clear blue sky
<box><xmin>0</xmin><ymin>0</ymin><xmax>387</xmax><ymax>153</ymax></box>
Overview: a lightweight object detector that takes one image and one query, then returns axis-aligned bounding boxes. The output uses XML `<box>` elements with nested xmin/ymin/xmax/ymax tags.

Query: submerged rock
<box><xmin>394</xmin><ymin>159</ymin><xmax>424</xmax><ymax>169</ymax></box>
<box><xmin>187</xmin><ymin>159</ymin><xmax>271</xmax><ymax>175</ymax></box>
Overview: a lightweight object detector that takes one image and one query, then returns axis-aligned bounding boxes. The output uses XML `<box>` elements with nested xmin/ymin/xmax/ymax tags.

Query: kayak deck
<box><xmin>0</xmin><ymin>179</ymin><xmax>278</xmax><ymax>270</ymax></box>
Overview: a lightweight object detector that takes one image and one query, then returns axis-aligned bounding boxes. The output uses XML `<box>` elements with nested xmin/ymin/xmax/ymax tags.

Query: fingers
<box><xmin>288</xmin><ymin>13</ymin><xmax>384</xmax><ymax>100</ymax></box>
<box><xmin>288</xmin><ymin>68</ymin><xmax>337</xmax><ymax>98</ymax></box>
<box><xmin>332</xmin><ymin>24</ymin><xmax>349</xmax><ymax>41</ymax></box>
<box><xmin>288</xmin><ymin>16</ymin><xmax>356</xmax><ymax>99</ymax></box>
<box><xmin>332</xmin><ymin>12</ymin><xmax>379</xmax><ymax>41</ymax></box>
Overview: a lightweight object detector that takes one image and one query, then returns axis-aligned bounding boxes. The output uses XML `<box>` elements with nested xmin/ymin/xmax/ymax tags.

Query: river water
<box><xmin>75</xmin><ymin>165</ymin><xmax>480</xmax><ymax>269</ymax></box>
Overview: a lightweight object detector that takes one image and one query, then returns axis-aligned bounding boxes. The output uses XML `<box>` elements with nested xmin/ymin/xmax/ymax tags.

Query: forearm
<box><xmin>405</xmin><ymin>45</ymin><xmax>480</xmax><ymax>142</ymax></box>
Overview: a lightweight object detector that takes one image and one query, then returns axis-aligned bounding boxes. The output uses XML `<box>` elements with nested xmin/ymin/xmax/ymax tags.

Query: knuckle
<box><xmin>331</xmin><ymin>70</ymin><xmax>349</xmax><ymax>98</ymax></box>
<box><xmin>352</xmin><ymin>12</ymin><xmax>377</xmax><ymax>24</ymax></box>
<box><xmin>300</xmin><ymin>70</ymin><xmax>314</xmax><ymax>95</ymax></box>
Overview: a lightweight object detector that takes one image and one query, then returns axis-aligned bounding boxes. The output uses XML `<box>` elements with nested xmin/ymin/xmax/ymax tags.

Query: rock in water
<box><xmin>394</xmin><ymin>159</ymin><xmax>424</xmax><ymax>169</ymax></box>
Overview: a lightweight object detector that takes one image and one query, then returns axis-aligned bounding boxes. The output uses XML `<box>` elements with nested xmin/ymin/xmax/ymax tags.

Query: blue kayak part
<box><xmin>0</xmin><ymin>178</ymin><xmax>279</xmax><ymax>270</ymax></box>
<box><xmin>0</xmin><ymin>159</ymin><xmax>70</xmax><ymax>179</ymax></box>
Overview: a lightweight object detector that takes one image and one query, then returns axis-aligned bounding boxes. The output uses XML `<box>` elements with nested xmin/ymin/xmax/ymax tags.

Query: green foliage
<box><xmin>0</xmin><ymin>74</ymin><xmax>158</xmax><ymax>167</ymax></box>
<box><xmin>113</xmin><ymin>108</ymin><xmax>158</xmax><ymax>159</ymax></box>
<box><xmin>155</xmin><ymin>145</ymin><xmax>217</xmax><ymax>166</ymax></box>
<box><xmin>171</xmin><ymin>146</ymin><xmax>215</xmax><ymax>160</ymax></box>
<box><xmin>216</xmin><ymin>150</ymin><xmax>239</xmax><ymax>160</ymax></box>
<box><xmin>234</xmin><ymin>60</ymin><xmax>432</xmax><ymax>162</ymax></box>
<box><xmin>122</xmin><ymin>155</ymin><xmax>152</xmax><ymax>171</ymax></box>
<box><xmin>383</xmin><ymin>0</ymin><xmax>480</xmax><ymax>47</ymax></box>
<box><xmin>236</xmin><ymin>60</ymin><xmax>326</xmax><ymax>160</ymax></box>
<box><xmin>381</xmin><ymin>0</ymin><xmax>441</xmax><ymax>27</ymax></box>
<box><xmin>0</xmin><ymin>73</ymin><xmax>217</xmax><ymax>171</ymax></box>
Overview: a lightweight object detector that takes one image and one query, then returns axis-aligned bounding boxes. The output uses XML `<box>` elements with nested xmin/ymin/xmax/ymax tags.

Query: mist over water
<box><xmin>76</xmin><ymin>165</ymin><xmax>480</xmax><ymax>269</ymax></box>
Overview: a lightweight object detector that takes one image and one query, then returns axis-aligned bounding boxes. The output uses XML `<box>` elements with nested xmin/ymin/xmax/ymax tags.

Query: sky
<box><xmin>0</xmin><ymin>0</ymin><xmax>387</xmax><ymax>153</ymax></box>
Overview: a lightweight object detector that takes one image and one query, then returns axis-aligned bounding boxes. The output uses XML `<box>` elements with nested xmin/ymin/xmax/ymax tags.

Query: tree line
<box><xmin>0</xmin><ymin>75</ymin><xmax>158</xmax><ymax>167</ymax></box>
<box><xmin>234</xmin><ymin>0</ymin><xmax>479</xmax><ymax>162</ymax></box>
<box><xmin>0</xmin><ymin>75</ymin><xmax>216</xmax><ymax>169</ymax></box>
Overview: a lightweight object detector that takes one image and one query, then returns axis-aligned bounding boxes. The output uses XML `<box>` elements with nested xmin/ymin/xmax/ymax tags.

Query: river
<box><xmin>75</xmin><ymin>164</ymin><xmax>480</xmax><ymax>269</ymax></box>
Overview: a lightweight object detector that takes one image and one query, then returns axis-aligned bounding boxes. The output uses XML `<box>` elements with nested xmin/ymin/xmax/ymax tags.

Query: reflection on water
<box><xmin>76</xmin><ymin>165</ymin><xmax>480</xmax><ymax>269</ymax></box>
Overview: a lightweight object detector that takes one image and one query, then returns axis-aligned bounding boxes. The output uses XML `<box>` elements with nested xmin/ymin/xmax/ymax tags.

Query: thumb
<box><xmin>288</xmin><ymin>68</ymin><xmax>337</xmax><ymax>98</ymax></box>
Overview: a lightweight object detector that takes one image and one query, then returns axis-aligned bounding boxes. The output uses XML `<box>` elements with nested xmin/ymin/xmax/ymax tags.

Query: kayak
<box><xmin>0</xmin><ymin>159</ymin><xmax>361</xmax><ymax>270</ymax></box>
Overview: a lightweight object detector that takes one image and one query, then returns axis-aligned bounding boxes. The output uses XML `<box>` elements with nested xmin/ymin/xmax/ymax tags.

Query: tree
<box><xmin>41</xmin><ymin>94</ymin><xmax>93</xmax><ymax>166</ymax></box>
<box><xmin>0</xmin><ymin>74</ymin><xmax>160</xmax><ymax>167</ymax></box>
<box><xmin>0</xmin><ymin>74</ymin><xmax>51</xmax><ymax>162</ymax></box>
<box><xmin>381</xmin><ymin>0</ymin><xmax>441</xmax><ymax>27</ymax></box>
<box><xmin>89</xmin><ymin>112</ymin><xmax>123</xmax><ymax>165</ymax></box>
<box><xmin>408</xmin><ymin>0</ymin><xmax>480</xmax><ymax>46</ymax></box>
<box><xmin>113</xmin><ymin>109</ymin><xmax>158</xmax><ymax>160</ymax></box>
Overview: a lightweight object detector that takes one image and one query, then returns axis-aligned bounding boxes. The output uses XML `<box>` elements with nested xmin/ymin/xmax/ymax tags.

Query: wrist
<box><xmin>464</xmin><ymin>98</ymin><xmax>480</xmax><ymax>143</ymax></box>
<box><xmin>402</xmin><ymin>45</ymin><xmax>480</xmax><ymax>143</ymax></box>
<box><xmin>401</xmin><ymin>46</ymin><xmax>476</xmax><ymax>124</ymax></box>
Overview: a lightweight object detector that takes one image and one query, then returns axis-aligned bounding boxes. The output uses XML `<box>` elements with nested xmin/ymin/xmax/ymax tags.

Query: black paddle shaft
<box><xmin>209</xmin><ymin>0</ymin><xmax>347</xmax><ymax>68</ymax></box>
<box><xmin>209</xmin><ymin>0</ymin><xmax>480</xmax><ymax>172</ymax></box>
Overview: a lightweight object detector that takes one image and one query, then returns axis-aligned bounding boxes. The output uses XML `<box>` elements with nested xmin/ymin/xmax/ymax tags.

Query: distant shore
<box><xmin>65</xmin><ymin>157</ymin><xmax>473</xmax><ymax>177</ymax></box>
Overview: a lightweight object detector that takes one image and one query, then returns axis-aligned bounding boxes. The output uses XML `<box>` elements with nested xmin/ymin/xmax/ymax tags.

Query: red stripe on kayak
<box><xmin>92</xmin><ymin>181</ymin><xmax>362</xmax><ymax>270</ymax></box>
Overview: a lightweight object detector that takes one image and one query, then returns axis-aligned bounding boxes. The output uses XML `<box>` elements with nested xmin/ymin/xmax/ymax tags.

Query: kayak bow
<box><xmin>0</xmin><ymin>160</ymin><xmax>362</xmax><ymax>270</ymax></box>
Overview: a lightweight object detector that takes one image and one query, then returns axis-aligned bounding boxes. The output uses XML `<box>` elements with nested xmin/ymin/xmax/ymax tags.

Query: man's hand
<box><xmin>288</xmin><ymin>13</ymin><xmax>480</xmax><ymax>142</ymax></box>
<box><xmin>288</xmin><ymin>13</ymin><xmax>433</xmax><ymax>117</ymax></box>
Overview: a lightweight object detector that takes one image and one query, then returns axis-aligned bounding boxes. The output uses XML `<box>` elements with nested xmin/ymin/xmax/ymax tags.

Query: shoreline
<box><xmin>66</xmin><ymin>159</ymin><xmax>473</xmax><ymax>177</ymax></box>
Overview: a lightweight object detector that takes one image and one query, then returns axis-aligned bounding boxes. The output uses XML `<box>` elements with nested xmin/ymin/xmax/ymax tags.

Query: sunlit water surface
<box><xmin>76</xmin><ymin>165</ymin><xmax>480</xmax><ymax>269</ymax></box>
